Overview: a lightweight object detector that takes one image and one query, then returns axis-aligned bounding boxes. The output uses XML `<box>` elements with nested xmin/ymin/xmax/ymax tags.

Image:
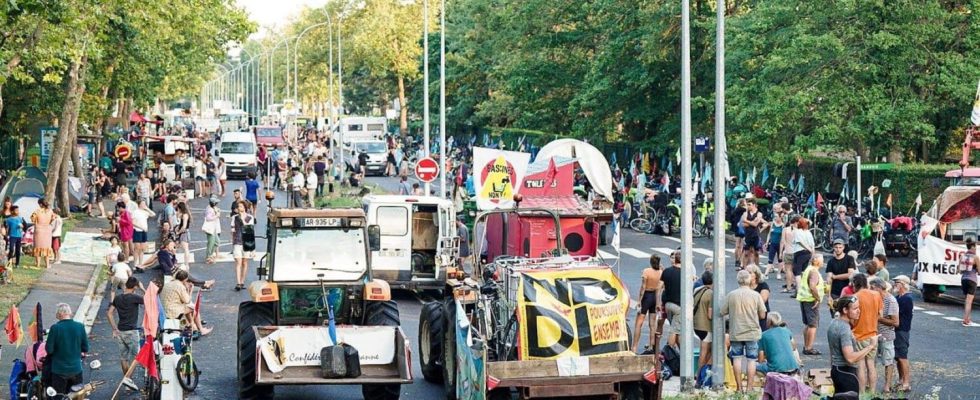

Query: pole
<box><xmin>423</xmin><ymin>0</ymin><xmax>431</xmax><ymax>196</ymax></box>
<box><xmin>711</xmin><ymin>0</ymin><xmax>728</xmax><ymax>389</ymax></box>
<box><xmin>439</xmin><ymin>0</ymin><xmax>446</xmax><ymax>198</ymax></box>
<box><xmin>338</xmin><ymin>21</ymin><xmax>345</xmax><ymax>174</ymax></box>
<box><xmin>329</xmin><ymin>19</ymin><xmax>336</xmax><ymax>162</ymax></box>
<box><xmin>679</xmin><ymin>0</ymin><xmax>694</xmax><ymax>390</ymax></box>
<box><xmin>856</xmin><ymin>155</ymin><xmax>862</xmax><ymax>216</ymax></box>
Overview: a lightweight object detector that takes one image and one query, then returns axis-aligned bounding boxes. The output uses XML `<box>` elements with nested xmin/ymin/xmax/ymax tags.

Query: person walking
<box><xmin>764</xmin><ymin>202</ymin><xmax>788</xmax><ymax>278</ymax></box>
<box><xmin>959</xmin><ymin>239</ymin><xmax>978</xmax><ymax>326</ymax></box>
<box><xmin>871</xmin><ymin>277</ymin><xmax>899</xmax><ymax>393</ymax></box>
<box><xmin>826</xmin><ymin>239</ymin><xmax>857</xmax><ymax>318</ymax></box>
<box><xmin>231</xmin><ymin>201</ymin><xmax>255</xmax><ymax>291</ymax></box>
<box><xmin>30</xmin><ymin>199</ymin><xmax>55</xmax><ymax>269</ymax></box>
<box><xmin>791</xmin><ymin>218</ymin><xmax>815</xmax><ymax>296</ymax></box>
<box><xmin>632</xmin><ymin>255</ymin><xmax>664</xmax><ymax>353</ymax></box>
<box><xmin>106</xmin><ymin>276</ymin><xmax>143</xmax><ymax>391</ymax></box>
<box><xmin>828</xmin><ymin>296</ymin><xmax>878</xmax><ymax>395</ymax></box>
<box><xmin>202</xmin><ymin>197</ymin><xmax>222</xmax><ymax>264</ymax></box>
<box><xmin>797</xmin><ymin>253</ymin><xmax>826</xmax><ymax>356</ymax></box>
<box><xmin>851</xmin><ymin>273</ymin><xmax>883</xmax><ymax>394</ymax></box>
<box><xmin>757</xmin><ymin>312</ymin><xmax>801</xmax><ymax>376</ymax></box>
<box><xmin>660</xmin><ymin>252</ymin><xmax>683</xmax><ymax>351</ymax></box>
<box><xmin>721</xmin><ymin>270</ymin><xmax>768</xmax><ymax>393</ymax></box>
<box><xmin>136</xmin><ymin>172</ymin><xmax>152</xmax><ymax>206</ymax></box>
<box><xmin>780</xmin><ymin>215</ymin><xmax>799</xmax><ymax>293</ymax></box>
<box><xmin>244</xmin><ymin>172</ymin><xmax>260</xmax><ymax>210</ymax></box>
<box><xmin>216</xmin><ymin>157</ymin><xmax>227</xmax><ymax>196</ymax></box>
<box><xmin>51</xmin><ymin>211</ymin><xmax>63</xmax><ymax>264</ymax></box>
<box><xmin>130</xmin><ymin>199</ymin><xmax>155</xmax><ymax>268</ymax></box>
<box><xmin>892</xmin><ymin>275</ymin><xmax>913</xmax><ymax>392</ymax></box>
<box><xmin>45</xmin><ymin>303</ymin><xmax>89</xmax><ymax>394</ymax></box>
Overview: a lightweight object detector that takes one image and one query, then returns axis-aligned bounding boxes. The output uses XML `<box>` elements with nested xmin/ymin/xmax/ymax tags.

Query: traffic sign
<box><xmin>415</xmin><ymin>157</ymin><xmax>439</xmax><ymax>183</ymax></box>
<box><xmin>114</xmin><ymin>143</ymin><xmax>133</xmax><ymax>160</ymax></box>
<box><xmin>695</xmin><ymin>137</ymin><xmax>709</xmax><ymax>152</ymax></box>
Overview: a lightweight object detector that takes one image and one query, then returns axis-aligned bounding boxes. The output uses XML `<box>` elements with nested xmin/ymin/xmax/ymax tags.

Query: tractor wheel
<box><xmin>488</xmin><ymin>388</ymin><xmax>512</xmax><ymax>400</ymax></box>
<box><xmin>923</xmin><ymin>284</ymin><xmax>941</xmax><ymax>303</ymax></box>
<box><xmin>419</xmin><ymin>301</ymin><xmax>446</xmax><ymax>383</ymax></box>
<box><xmin>618</xmin><ymin>382</ymin><xmax>645</xmax><ymax>400</ymax></box>
<box><xmin>363</xmin><ymin>300</ymin><xmax>401</xmax><ymax>400</ymax></box>
<box><xmin>238</xmin><ymin>301</ymin><xmax>275</xmax><ymax>400</ymax></box>
<box><xmin>442</xmin><ymin>297</ymin><xmax>458</xmax><ymax>400</ymax></box>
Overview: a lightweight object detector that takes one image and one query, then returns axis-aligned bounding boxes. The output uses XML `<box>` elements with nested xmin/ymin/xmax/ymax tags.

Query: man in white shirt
<box><xmin>290</xmin><ymin>168</ymin><xmax>306</xmax><ymax>208</ymax></box>
<box><xmin>130</xmin><ymin>199</ymin><xmax>155</xmax><ymax>268</ymax></box>
<box><xmin>306</xmin><ymin>170</ymin><xmax>318</xmax><ymax>207</ymax></box>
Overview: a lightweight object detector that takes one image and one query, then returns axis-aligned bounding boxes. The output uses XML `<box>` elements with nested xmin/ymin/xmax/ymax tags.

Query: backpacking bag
<box><xmin>342</xmin><ymin>343</ymin><xmax>362</xmax><ymax>378</ymax></box>
<box><xmin>320</xmin><ymin>346</ymin><xmax>347</xmax><ymax>378</ymax></box>
<box><xmin>661</xmin><ymin>345</ymin><xmax>680</xmax><ymax>377</ymax></box>
<box><xmin>241</xmin><ymin>215</ymin><xmax>256</xmax><ymax>252</ymax></box>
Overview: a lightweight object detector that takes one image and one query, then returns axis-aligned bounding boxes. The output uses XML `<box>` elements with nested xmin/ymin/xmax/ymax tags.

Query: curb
<box><xmin>73</xmin><ymin>262</ymin><xmax>104</xmax><ymax>334</ymax></box>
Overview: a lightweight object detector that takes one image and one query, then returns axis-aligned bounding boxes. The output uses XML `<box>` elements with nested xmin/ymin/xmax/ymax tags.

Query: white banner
<box><xmin>916</xmin><ymin>235</ymin><xmax>974</xmax><ymax>286</ymax></box>
<box><xmin>473</xmin><ymin>146</ymin><xmax>531</xmax><ymax>210</ymax></box>
<box><xmin>259</xmin><ymin>326</ymin><xmax>396</xmax><ymax>373</ymax></box>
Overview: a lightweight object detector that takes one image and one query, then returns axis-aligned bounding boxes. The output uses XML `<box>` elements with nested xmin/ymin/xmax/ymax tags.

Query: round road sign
<box><xmin>415</xmin><ymin>156</ymin><xmax>439</xmax><ymax>183</ymax></box>
<box><xmin>114</xmin><ymin>143</ymin><xmax>133</xmax><ymax>160</ymax></box>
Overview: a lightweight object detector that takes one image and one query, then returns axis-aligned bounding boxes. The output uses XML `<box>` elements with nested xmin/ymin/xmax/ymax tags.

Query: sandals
<box><xmin>802</xmin><ymin>349</ymin><xmax>822</xmax><ymax>356</ymax></box>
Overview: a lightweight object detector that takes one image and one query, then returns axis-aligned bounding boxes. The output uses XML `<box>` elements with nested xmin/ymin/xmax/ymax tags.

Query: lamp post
<box><xmin>423</xmin><ymin>0</ymin><xmax>430</xmax><ymax>195</ymax></box>
<box><xmin>294</xmin><ymin>21</ymin><xmax>331</xmax><ymax>110</ymax></box>
<box><xmin>438</xmin><ymin>0</ymin><xmax>446</xmax><ymax>198</ymax></box>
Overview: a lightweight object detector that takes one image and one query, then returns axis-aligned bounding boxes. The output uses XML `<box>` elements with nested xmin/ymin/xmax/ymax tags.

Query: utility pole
<box><xmin>338</xmin><ymin>20</ymin><xmax>345</xmax><ymax>172</ymax></box>
<box><xmin>679</xmin><ymin>0</ymin><xmax>694</xmax><ymax>390</ymax></box>
<box><xmin>423</xmin><ymin>0</ymin><xmax>431</xmax><ymax>196</ymax></box>
<box><xmin>439</xmin><ymin>0</ymin><xmax>446</xmax><ymax>198</ymax></box>
<box><xmin>711</xmin><ymin>0</ymin><xmax>728</xmax><ymax>389</ymax></box>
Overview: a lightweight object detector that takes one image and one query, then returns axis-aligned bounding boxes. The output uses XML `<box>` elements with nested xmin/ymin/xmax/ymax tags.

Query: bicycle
<box><xmin>628</xmin><ymin>201</ymin><xmax>657</xmax><ymax>233</ymax></box>
<box><xmin>175</xmin><ymin>327</ymin><xmax>201</xmax><ymax>392</ymax></box>
<box><xmin>693</xmin><ymin>194</ymin><xmax>714</xmax><ymax>238</ymax></box>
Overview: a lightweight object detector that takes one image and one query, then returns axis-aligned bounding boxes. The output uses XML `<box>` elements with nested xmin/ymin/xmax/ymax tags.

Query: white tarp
<box><xmin>259</xmin><ymin>326</ymin><xmax>397</xmax><ymax>373</ymax></box>
<box><xmin>534</xmin><ymin>139</ymin><xmax>613</xmax><ymax>201</ymax></box>
<box><xmin>473</xmin><ymin>147</ymin><xmax>531</xmax><ymax>210</ymax></box>
<box><xmin>916</xmin><ymin>235</ymin><xmax>973</xmax><ymax>287</ymax></box>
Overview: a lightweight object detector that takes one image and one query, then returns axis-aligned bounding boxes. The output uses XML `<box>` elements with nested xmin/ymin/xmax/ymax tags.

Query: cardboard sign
<box><xmin>917</xmin><ymin>235</ymin><xmax>974</xmax><ymax>286</ymax></box>
<box><xmin>473</xmin><ymin>147</ymin><xmax>530</xmax><ymax>210</ymax></box>
<box><xmin>454</xmin><ymin>300</ymin><xmax>486</xmax><ymax>400</ymax></box>
<box><xmin>516</xmin><ymin>268</ymin><xmax>630</xmax><ymax>360</ymax></box>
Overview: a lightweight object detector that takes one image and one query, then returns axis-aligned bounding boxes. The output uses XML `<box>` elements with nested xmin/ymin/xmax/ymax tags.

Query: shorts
<box><xmin>111</xmin><ymin>276</ymin><xmax>127</xmax><ymax>290</ymax></box>
<box><xmin>782</xmin><ymin>253</ymin><xmax>794</xmax><ymax>265</ymax></box>
<box><xmin>729</xmin><ymin>340</ymin><xmax>759</xmax><ymax>360</ymax></box>
<box><xmin>854</xmin><ymin>337</ymin><xmax>876</xmax><ymax>360</ymax></box>
<box><xmin>800</xmin><ymin>301</ymin><xmax>820</xmax><ymax>327</ymax></box>
<box><xmin>639</xmin><ymin>291</ymin><xmax>657</xmax><ymax>314</ymax></box>
<box><xmin>133</xmin><ymin>231</ymin><xmax>147</xmax><ymax>244</ymax></box>
<box><xmin>694</xmin><ymin>329</ymin><xmax>711</xmax><ymax>342</ymax></box>
<box><xmin>665</xmin><ymin>302</ymin><xmax>682</xmax><ymax>335</ymax></box>
<box><xmin>52</xmin><ymin>237</ymin><xmax>61</xmax><ymax>252</ymax></box>
<box><xmin>894</xmin><ymin>331</ymin><xmax>910</xmax><ymax>359</ymax></box>
<box><xmin>195</xmin><ymin>176</ymin><xmax>205</xmax><ymax>181</ymax></box>
<box><xmin>962</xmin><ymin>279</ymin><xmax>977</xmax><ymax>296</ymax></box>
<box><xmin>743</xmin><ymin>236</ymin><xmax>762</xmax><ymax>251</ymax></box>
<box><xmin>117</xmin><ymin>330</ymin><xmax>141</xmax><ymax>361</ymax></box>
<box><xmin>876</xmin><ymin>339</ymin><xmax>895</xmax><ymax>366</ymax></box>
<box><xmin>233</xmin><ymin>244</ymin><xmax>254</xmax><ymax>259</ymax></box>
<box><xmin>831</xmin><ymin>365</ymin><xmax>860</xmax><ymax>394</ymax></box>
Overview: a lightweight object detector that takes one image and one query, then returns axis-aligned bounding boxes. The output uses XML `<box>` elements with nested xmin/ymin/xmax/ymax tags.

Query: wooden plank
<box><xmin>487</xmin><ymin>354</ymin><xmax>657</xmax><ymax>380</ymax></box>
<box><xmin>525</xmin><ymin>382</ymin><xmax>615</xmax><ymax>398</ymax></box>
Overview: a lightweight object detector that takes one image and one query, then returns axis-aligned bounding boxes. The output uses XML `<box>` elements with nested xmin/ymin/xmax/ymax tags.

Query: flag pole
<box><xmin>110</xmin><ymin>358</ymin><xmax>141</xmax><ymax>400</ymax></box>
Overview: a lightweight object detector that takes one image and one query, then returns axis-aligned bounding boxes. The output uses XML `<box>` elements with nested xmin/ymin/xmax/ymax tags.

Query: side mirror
<box><xmin>368</xmin><ymin>225</ymin><xmax>381</xmax><ymax>251</ymax></box>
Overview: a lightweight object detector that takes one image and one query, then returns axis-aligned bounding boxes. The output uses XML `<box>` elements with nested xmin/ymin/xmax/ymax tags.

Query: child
<box><xmin>105</xmin><ymin>236</ymin><xmax>122</xmax><ymax>267</ymax></box>
<box><xmin>51</xmin><ymin>211</ymin><xmax>63</xmax><ymax>264</ymax></box>
<box><xmin>4</xmin><ymin>205</ymin><xmax>26</xmax><ymax>267</ymax></box>
<box><xmin>108</xmin><ymin>253</ymin><xmax>138</xmax><ymax>302</ymax></box>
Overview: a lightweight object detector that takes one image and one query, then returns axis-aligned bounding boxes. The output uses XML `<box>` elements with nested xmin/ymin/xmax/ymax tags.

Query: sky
<box><xmin>236</xmin><ymin>0</ymin><xmax>330</xmax><ymax>37</ymax></box>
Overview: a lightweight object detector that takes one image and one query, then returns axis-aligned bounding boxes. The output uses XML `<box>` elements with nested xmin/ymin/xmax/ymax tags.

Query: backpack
<box><xmin>241</xmin><ymin>215</ymin><xmax>256</xmax><ymax>251</ymax></box>
<box><xmin>661</xmin><ymin>345</ymin><xmax>680</xmax><ymax>378</ymax></box>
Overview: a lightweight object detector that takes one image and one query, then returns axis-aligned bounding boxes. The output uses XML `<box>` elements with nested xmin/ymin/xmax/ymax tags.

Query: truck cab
<box><xmin>348</xmin><ymin>140</ymin><xmax>389</xmax><ymax>176</ymax></box>
<box><xmin>362</xmin><ymin>195</ymin><xmax>457</xmax><ymax>291</ymax></box>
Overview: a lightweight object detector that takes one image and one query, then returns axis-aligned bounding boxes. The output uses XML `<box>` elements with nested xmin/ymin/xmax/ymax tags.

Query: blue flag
<box><xmin>807</xmin><ymin>192</ymin><xmax>816</xmax><ymax>206</ymax></box>
<box><xmin>797</xmin><ymin>174</ymin><xmax>806</xmax><ymax>194</ymax></box>
<box><xmin>788</xmin><ymin>174</ymin><xmax>796</xmax><ymax>192</ymax></box>
<box><xmin>482</xmin><ymin>133</ymin><xmax>489</xmax><ymax>146</ymax></box>
<box><xmin>610</xmin><ymin>152</ymin><xmax>618</xmax><ymax>168</ymax></box>
<box><xmin>704</xmin><ymin>162</ymin><xmax>713</xmax><ymax>187</ymax></box>
<box><xmin>667</xmin><ymin>159</ymin><xmax>674</xmax><ymax>176</ymax></box>
<box><xmin>761</xmin><ymin>163</ymin><xmax>770</xmax><ymax>186</ymax></box>
<box><xmin>738</xmin><ymin>169</ymin><xmax>745</xmax><ymax>184</ymax></box>
<box><xmin>824</xmin><ymin>182</ymin><xmax>830</xmax><ymax>193</ymax></box>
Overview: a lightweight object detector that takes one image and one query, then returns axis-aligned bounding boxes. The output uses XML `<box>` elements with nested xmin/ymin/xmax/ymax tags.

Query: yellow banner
<box><xmin>517</xmin><ymin>268</ymin><xmax>631</xmax><ymax>360</ymax></box>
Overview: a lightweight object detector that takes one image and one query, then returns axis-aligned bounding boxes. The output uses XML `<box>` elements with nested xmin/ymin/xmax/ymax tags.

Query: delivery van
<box><xmin>219</xmin><ymin>131</ymin><xmax>258</xmax><ymax>179</ymax></box>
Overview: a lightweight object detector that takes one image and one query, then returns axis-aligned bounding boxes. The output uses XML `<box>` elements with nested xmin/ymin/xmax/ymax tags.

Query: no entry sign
<box><xmin>114</xmin><ymin>143</ymin><xmax>133</xmax><ymax>160</ymax></box>
<box><xmin>415</xmin><ymin>157</ymin><xmax>439</xmax><ymax>183</ymax></box>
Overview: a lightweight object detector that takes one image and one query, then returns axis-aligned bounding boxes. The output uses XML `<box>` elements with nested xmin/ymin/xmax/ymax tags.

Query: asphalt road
<box><xmin>83</xmin><ymin>175</ymin><xmax>979</xmax><ymax>399</ymax></box>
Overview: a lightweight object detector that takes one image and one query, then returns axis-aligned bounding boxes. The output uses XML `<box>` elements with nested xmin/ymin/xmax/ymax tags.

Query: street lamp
<box><xmin>423</xmin><ymin>0</ymin><xmax>431</xmax><ymax>195</ymax></box>
<box><xmin>438</xmin><ymin>0</ymin><xmax>446</xmax><ymax>198</ymax></box>
<box><xmin>294</xmin><ymin>21</ymin><xmax>331</xmax><ymax>108</ymax></box>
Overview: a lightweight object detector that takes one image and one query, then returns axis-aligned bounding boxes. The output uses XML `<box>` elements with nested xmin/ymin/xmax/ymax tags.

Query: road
<box><xmin>84</xmin><ymin>175</ymin><xmax>979</xmax><ymax>399</ymax></box>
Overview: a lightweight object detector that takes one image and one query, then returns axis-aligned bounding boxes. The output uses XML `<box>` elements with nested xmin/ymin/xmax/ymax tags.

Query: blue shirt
<box><xmin>758</xmin><ymin>326</ymin><xmax>799</xmax><ymax>373</ymax></box>
<box><xmin>897</xmin><ymin>293</ymin><xmax>913</xmax><ymax>332</ymax></box>
<box><xmin>4</xmin><ymin>216</ymin><xmax>25</xmax><ymax>238</ymax></box>
<box><xmin>245</xmin><ymin>179</ymin><xmax>260</xmax><ymax>202</ymax></box>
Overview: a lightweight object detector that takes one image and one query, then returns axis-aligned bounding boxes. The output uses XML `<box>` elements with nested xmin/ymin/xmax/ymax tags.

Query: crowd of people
<box><xmin>2</xmin><ymin>196</ymin><xmax>65</xmax><ymax>270</ymax></box>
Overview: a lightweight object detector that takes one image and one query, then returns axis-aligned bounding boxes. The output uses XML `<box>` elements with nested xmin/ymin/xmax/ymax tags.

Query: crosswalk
<box><xmin>597</xmin><ymin>246</ymin><xmax>734</xmax><ymax>260</ymax></box>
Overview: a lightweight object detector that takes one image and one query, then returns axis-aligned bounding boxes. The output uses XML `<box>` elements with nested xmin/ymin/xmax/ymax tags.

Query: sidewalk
<box><xmin>0</xmin><ymin>216</ymin><xmax>108</xmax><ymax>393</ymax></box>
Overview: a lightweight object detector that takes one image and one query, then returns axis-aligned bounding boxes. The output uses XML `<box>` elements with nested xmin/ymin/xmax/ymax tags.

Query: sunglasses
<box><xmin>837</xmin><ymin>296</ymin><xmax>857</xmax><ymax>309</ymax></box>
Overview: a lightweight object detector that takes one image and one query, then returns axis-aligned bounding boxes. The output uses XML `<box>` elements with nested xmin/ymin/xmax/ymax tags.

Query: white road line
<box><xmin>912</xmin><ymin>306</ymin><xmax>924</xmax><ymax>311</ymax></box>
<box><xmin>652</xmin><ymin>247</ymin><xmax>674</xmax><ymax>256</ymax></box>
<box><xmin>943</xmin><ymin>317</ymin><xmax>962</xmax><ymax>322</ymax></box>
<box><xmin>922</xmin><ymin>311</ymin><xmax>944</xmax><ymax>316</ymax></box>
<box><xmin>620</xmin><ymin>248</ymin><xmax>652</xmax><ymax>258</ymax></box>
<box><xmin>663</xmin><ymin>236</ymin><xmax>681</xmax><ymax>243</ymax></box>
<box><xmin>692</xmin><ymin>248</ymin><xmax>713</xmax><ymax>257</ymax></box>
<box><xmin>597</xmin><ymin>249</ymin><xmax>619</xmax><ymax>259</ymax></box>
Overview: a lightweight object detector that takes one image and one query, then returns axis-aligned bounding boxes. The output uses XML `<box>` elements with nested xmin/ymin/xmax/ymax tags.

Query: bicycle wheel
<box><xmin>692</xmin><ymin>216</ymin><xmax>704</xmax><ymax>238</ymax></box>
<box><xmin>630</xmin><ymin>217</ymin><xmax>652</xmax><ymax>233</ymax></box>
<box><xmin>811</xmin><ymin>228</ymin><xmax>826</xmax><ymax>251</ymax></box>
<box><xmin>176</xmin><ymin>354</ymin><xmax>200</xmax><ymax>392</ymax></box>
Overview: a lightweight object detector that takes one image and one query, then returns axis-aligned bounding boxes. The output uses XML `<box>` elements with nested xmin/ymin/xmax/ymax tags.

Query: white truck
<box><xmin>362</xmin><ymin>195</ymin><xmax>458</xmax><ymax>291</ymax></box>
<box><xmin>340</xmin><ymin>116</ymin><xmax>387</xmax><ymax>145</ymax></box>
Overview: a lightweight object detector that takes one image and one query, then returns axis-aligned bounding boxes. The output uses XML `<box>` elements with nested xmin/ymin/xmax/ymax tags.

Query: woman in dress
<box><xmin>216</xmin><ymin>157</ymin><xmax>228</xmax><ymax>197</ymax></box>
<box><xmin>175</xmin><ymin>201</ymin><xmax>192</xmax><ymax>265</ymax></box>
<box><xmin>30</xmin><ymin>198</ymin><xmax>55</xmax><ymax>269</ymax></box>
<box><xmin>116</xmin><ymin>200</ymin><xmax>134</xmax><ymax>263</ymax></box>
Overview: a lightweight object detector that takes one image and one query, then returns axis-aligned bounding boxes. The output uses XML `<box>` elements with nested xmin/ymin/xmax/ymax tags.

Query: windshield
<box><xmin>272</xmin><ymin>228</ymin><xmax>367</xmax><ymax>281</ymax></box>
<box><xmin>354</xmin><ymin>142</ymin><xmax>387</xmax><ymax>153</ymax></box>
<box><xmin>256</xmin><ymin>128</ymin><xmax>282</xmax><ymax>138</ymax></box>
<box><xmin>221</xmin><ymin>142</ymin><xmax>255</xmax><ymax>154</ymax></box>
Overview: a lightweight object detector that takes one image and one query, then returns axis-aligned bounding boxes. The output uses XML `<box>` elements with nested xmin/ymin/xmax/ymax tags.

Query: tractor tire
<box><xmin>363</xmin><ymin>300</ymin><xmax>401</xmax><ymax>400</ymax></box>
<box><xmin>442</xmin><ymin>297</ymin><xmax>458</xmax><ymax>400</ymax></box>
<box><xmin>923</xmin><ymin>284</ymin><xmax>941</xmax><ymax>303</ymax></box>
<box><xmin>238</xmin><ymin>301</ymin><xmax>276</xmax><ymax>400</ymax></box>
<box><xmin>488</xmin><ymin>388</ymin><xmax>512</xmax><ymax>400</ymax></box>
<box><xmin>419</xmin><ymin>301</ymin><xmax>446</xmax><ymax>383</ymax></box>
<box><xmin>618</xmin><ymin>382</ymin><xmax>645</xmax><ymax>400</ymax></box>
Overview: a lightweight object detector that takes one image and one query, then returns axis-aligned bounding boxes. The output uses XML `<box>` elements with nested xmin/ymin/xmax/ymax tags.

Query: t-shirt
<box><xmin>853</xmin><ymin>289</ymin><xmax>883</xmax><ymax>341</ymax></box>
<box><xmin>758</xmin><ymin>326</ymin><xmax>799</xmax><ymax>372</ymax></box>
<box><xmin>743</xmin><ymin>211</ymin><xmax>761</xmax><ymax>241</ymax></box>
<box><xmin>112</xmin><ymin>293</ymin><xmax>144</xmax><ymax>331</ymax></box>
<box><xmin>4</xmin><ymin>216</ymin><xmax>25</xmax><ymax>238</ymax></box>
<box><xmin>792</xmin><ymin>230</ymin><xmax>814</xmax><ymax>253</ymax></box>
<box><xmin>105</xmin><ymin>245</ymin><xmax>122</xmax><ymax>266</ymax></box>
<box><xmin>45</xmin><ymin>319</ymin><xmax>89</xmax><ymax>375</ymax></box>
<box><xmin>722</xmin><ymin>287</ymin><xmax>767</xmax><ymax>341</ymax></box>
<box><xmin>660</xmin><ymin>266</ymin><xmax>682</xmax><ymax>306</ymax></box>
<box><xmin>693</xmin><ymin>286</ymin><xmax>713</xmax><ymax>332</ymax></box>
<box><xmin>896</xmin><ymin>293</ymin><xmax>913</xmax><ymax>332</ymax></box>
<box><xmin>875</xmin><ymin>268</ymin><xmax>890</xmax><ymax>283</ymax></box>
<box><xmin>754</xmin><ymin>281</ymin><xmax>771</xmax><ymax>312</ymax></box>
<box><xmin>826</xmin><ymin>255</ymin><xmax>856</xmax><ymax>297</ymax></box>
<box><xmin>245</xmin><ymin>179</ymin><xmax>260</xmax><ymax>202</ymax></box>
<box><xmin>131</xmin><ymin>208</ymin><xmax>151</xmax><ymax>232</ymax></box>
<box><xmin>832</xmin><ymin>215</ymin><xmax>853</xmax><ymax>241</ymax></box>
<box><xmin>878</xmin><ymin>293</ymin><xmax>898</xmax><ymax>341</ymax></box>
<box><xmin>111</xmin><ymin>262</ymin><xmax>132</xmax><ymax>281</ymax></box>
<box><xmin>828</xmin><ymin>319</ymin><xmax>856</xmax><ymax>367</ymax></box>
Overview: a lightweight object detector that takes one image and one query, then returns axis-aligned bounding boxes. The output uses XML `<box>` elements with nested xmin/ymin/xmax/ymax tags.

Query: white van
<box><xmin>348</xmin><ymin>139</ymin><xmax>389</xmax><ymax>176</ymax></box>
<box><xmin>363</xmin><ymin>195</ymin><xmax>458</xmax><ymax>290</ymax></box>
<box><xmin>340</xmin><ymin>116</ymin><xmax>386</xmax><ymax>145</ymax></box>
<box><xmin>219</xmin><ymin>131</ymin><xmax>258</xmax><ymax>179</ymax></box>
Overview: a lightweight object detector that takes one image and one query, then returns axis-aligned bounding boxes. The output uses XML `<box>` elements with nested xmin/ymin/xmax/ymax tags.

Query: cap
<box><xmin>832</xmin><ymin>238</ymin><xmax>846</xmax><ymax>246</ymax></box>
<box><xmin>779</xmin><ymin>197</ymin><xmax>789</xmax><ymax>203</ymax></box>
<box><xmin>893</xmin><ymin>275</ymin><xmax>911</xmax><ymax>286</ymax></box>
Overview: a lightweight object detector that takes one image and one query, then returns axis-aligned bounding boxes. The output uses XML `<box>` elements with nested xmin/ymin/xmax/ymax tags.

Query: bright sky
<box><xmin>237</xmin><ymin>0</ymin><xmax>330</xmax><ymax>37</ymax></box>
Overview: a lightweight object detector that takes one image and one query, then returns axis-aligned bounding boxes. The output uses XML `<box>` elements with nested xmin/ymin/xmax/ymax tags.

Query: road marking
<box><xmin>922</xmin><ymin>311</ymin><xmax>944</xmax><ymax>316</ymax></box>
<box><xmin>943</xmin><ymin>317</ymin><xmax>962</xmax><ymax>322</ymax></box>
<box><xmin>597</xmin><ymin>249</ymin><xmax>619</xmax><ymax>259</ymax></box>
<box><xmin>652</xmin><ymin>247</ymin><xmax>674</xmax><ymax>256</ymax></box>
<box><xmin>620</xmin><ymin>248</ymin><xmax>652</xmax><ymax>258</ymax></box>
<box><xmin>692</xmin><ymin>248</ymin><xmax>714</xmax><ymax>257</ymax></box>
<box><xmin>913</xmin><ymin>306</ymin><xmax>924</xmax><ymax>311</ymax></box>
<box><xmin>663</xmin><ymin>236</ymin><xmax>681</xmax><ymax>243</ymax></box>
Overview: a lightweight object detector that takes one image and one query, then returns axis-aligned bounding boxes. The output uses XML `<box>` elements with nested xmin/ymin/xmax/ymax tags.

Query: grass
<box><xmin>0</xmin><ymin>213</ymin><xmax>82</xmax><ymax>322</ymax></box>
<box><xmin>313</xmin><ymin>182</ymin><xmax>386</xmax><ymax>208</ymax></box>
